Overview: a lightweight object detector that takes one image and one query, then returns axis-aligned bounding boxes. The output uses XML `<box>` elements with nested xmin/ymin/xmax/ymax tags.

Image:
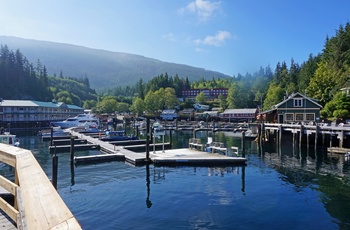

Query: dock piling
<box><xmin>70</xmin><ymin>136</ymin><xmax>75</xmax><ymax>162</ymax></box>
<box><xmin>52</xmin><ymin>149</ymin><xmax>58</xmax><ymax>190</ymax></box>
<box><xmin>241</xmin><ymin>131</ymin><xmax>245</xmax><ymax>157</ymax></box>
<box><xmin>146</xmin><ymin>117</ymin><xmax>150</xmax><ymax>161</ymax></box>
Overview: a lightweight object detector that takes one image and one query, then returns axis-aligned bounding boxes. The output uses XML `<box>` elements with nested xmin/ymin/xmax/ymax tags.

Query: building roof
<box><xmin>273</xmin><ymin>92</ymin><xmax>322</xmax><ymax>109</ymax></box>
<box><xmin>221</xmin><ymin>108</ymin><xmax>257</xmax><ymax>114</ymax></box>
<box><xmin>0</xmin><ymin>100</ymin><xmax>83</xmax><ymax>110</ymax></box>
<box><xmin>259</xmin><ymin>92</ymin><xmax>323</xmax><ymax>115</ymax></box>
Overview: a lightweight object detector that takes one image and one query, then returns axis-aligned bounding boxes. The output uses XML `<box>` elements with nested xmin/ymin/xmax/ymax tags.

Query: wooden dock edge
<box><xmin>0</xmin><ymin>143</ymin><xmax>82</xmax><ymax>229</ymax></box>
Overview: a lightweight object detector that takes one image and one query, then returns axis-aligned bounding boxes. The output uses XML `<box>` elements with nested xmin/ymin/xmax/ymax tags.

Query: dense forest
<box><xmin>1</xmin><ymin>22</ymin><xmax>350</xmax><ymax>121</ymax></box>
<box><xmin>0</xmin><ymin>45</ymin><xmax>98</xmax><ymax>106</ymax></box>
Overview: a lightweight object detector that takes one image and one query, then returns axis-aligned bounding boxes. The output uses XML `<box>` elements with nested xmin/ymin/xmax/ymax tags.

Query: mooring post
<box><xmin>322</xmin><ymin>133</ymin><xmax>325</xmax><ymax>147</ymax></box>
<box><xmin>292</xmin><ymin>132</ymin><xmax>296</xmax><ymax>148</ymax></box>
<box><xmin>330</xmin><ymin>133</ymin><xmax>333</xmax><ymax>148</ymax></box>
<box><xmin>70</xmin><ymin>136</ymin><xmax>74</xmax><ymax>162</ymax></box>
<box><xmin>146</xmin><ymin>117</ymin><xmax>150</xmax><ymax>161</ymax></box>
<box><xmin>278</xmin><ymin>125</ymin><xmax>282</xmax><ymax>147</ymax></box>
<box><xmin>339</xmin><ymin>130</ymin><xmax>344</xmax><ymax>148</ymax></box>
<box><xmin>52</xmin><ymin>147</ymin><xmax>58</xmax><ymax>190</ymax></box>
<box><xmin>50</xmin><ymin>126</ymin><xmax>53</xmax><ymax>146</ymax></box>
<box><xmin>299</xmin><ymin>124</ymin><xmax>304</xmax><ymax>149</ymax></box>
<box><xmin>241</xmin><ymin>131</ymin><xmax>245</xmax><ymax>157</ymax></box>
<box><xmin>314</xmin><ymin>125</ymin><xmax>319</xmax><ymax>150</ymax></box>
<box><xmin>169</xmin><ymin>129</ymin><xmax>173</xmax><ymax>147</ymax></box>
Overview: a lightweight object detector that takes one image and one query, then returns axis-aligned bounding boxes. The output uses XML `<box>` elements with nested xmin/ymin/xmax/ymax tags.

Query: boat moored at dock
<box><xmin>0</xmin><ymin>132</ymin><xmax>20</xmax><ymax>146</ymax></box>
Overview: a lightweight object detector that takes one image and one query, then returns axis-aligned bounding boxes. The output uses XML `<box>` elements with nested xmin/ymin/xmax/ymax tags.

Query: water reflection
<box><xmin>145</xmin><ymin>163</ymin><xmax>152</xmax><ymax>208</ymax></box>
<box><xmin>10</xmin><ymin>129</ymin><xmax>350</xmax><ymax>228</ymax></box>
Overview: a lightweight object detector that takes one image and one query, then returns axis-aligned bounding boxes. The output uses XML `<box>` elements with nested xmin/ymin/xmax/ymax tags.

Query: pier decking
<box><xmin>68</xmin><ymin>131</ymin><xmax>246</xmax><ymax>166</ymax></box>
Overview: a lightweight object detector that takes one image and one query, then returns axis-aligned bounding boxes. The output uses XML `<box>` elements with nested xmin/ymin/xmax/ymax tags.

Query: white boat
<box><xmin>193</xmin><ymin>103</ymin><xmax>210</xmax><ymax>111</ymax></box>
<box><xmin>153</xmin><ymin>121</ymin><xmax>165</xmax><ymax>136</ymax></box>
<box><xmin>50</xmin><ymin>113</ymin><xmax>99</xmax><ymax>129</ymax></box>
<box><xmin>0</xmin><ymin>132</ymin><xmax>20</xmax><ymax>146</ymax></box>
<box><xmin>39</xmin><ymin>127</ymin><xmax>70</xmax><ymax>137</ymax></box>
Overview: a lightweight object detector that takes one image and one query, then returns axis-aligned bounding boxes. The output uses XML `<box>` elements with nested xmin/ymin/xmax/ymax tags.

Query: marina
<box><xmin>0</xmin><ymin>127</ymin><xmax>350</xmax><ymax>229</ymax></box>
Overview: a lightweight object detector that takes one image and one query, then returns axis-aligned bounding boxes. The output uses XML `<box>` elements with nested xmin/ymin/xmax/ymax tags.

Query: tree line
<box><xmin>2</xmin><ymin>22</ymin><xmax>350</xmax><ymax>121</ymax></box>
<box><xmin>0</xmin><ymin>45</ymin><xmax>98</xmax><ymax>106</ymax></box>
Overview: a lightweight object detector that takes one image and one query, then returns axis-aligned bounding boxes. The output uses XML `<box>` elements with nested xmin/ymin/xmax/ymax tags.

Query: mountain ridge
<box><xmin>0</xmin><ymin>36</ymin><xmax>231</xmax><ymax>89</ymax></box>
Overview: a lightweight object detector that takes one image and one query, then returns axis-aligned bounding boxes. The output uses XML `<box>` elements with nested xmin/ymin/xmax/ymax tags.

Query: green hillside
<box><xmin>0</xmin><ymin>36</ymin><xmax>231</xmax><ymax>89</ymax></box>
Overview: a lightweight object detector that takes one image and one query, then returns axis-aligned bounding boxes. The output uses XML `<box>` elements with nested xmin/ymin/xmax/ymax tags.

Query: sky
<box><xmin>1</xmin><ymin>0</ymin><xmax>350</xmax><ymax>77</ymax></box>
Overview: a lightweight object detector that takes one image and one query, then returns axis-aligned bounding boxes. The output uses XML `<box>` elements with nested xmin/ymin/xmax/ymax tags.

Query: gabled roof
<box><xmin>273</xmin><ymin>92</ymin><xmax>323</xmax><ymax>109</ymax></box>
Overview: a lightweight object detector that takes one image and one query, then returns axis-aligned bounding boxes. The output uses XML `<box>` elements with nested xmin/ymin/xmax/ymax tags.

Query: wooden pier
<box><xmin>0</xmin><ymin>143</ymin><xmax>81</xmax><ymax>229</ymax></box>
<box><xmin>259</xmin><ymin>123</ymin><xmax>350</xmax><ymax>150</ymax></box>
<box><xmin>68</xmin><ymin>131</ymin><xmax>246</xmax><ymax>166</ymax></box>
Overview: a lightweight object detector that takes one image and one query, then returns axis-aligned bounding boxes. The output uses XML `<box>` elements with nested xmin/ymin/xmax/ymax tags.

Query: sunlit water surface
<box><xmin>8</xmin><ymin>130</ymin><xmax>350</xmax><ymax>230</ymax></box>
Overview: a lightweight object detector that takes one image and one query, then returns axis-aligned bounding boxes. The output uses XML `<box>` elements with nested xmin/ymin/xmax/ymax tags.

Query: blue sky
<box><xmin>1</xmin><ymin>0</ymin><xmax>349</xmax><ymax>77</ymax></box>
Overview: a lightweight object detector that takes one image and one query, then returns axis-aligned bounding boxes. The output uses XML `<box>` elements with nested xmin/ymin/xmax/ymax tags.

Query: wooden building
<box><xmin>219</xmin><ymin>108</ymin><xmax>258</xmax><ymax>122</ymax></box>
<box><xmin>0</xmin><ymin>99</ymin><xmax>84</xmax><ymax>129</ymax></box>
<box><xmin>259</xmin><ymin>92</ymin><xmax>322</xmax><ymax>123</ymax></box>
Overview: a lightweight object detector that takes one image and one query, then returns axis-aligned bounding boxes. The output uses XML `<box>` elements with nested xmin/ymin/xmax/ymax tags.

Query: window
<box><xmin>294</xmin><ymin>99</ymin><xmax>303</xmax><ymax>107</ymax></box>
<box><xmin>295</xmin><ymin>113</ymin><xmax>304</xmax><ymax>121</ymax></box>
<box><xmin>285</xmin><ymin>113</ymin><xmax>294</xmax><ymax>121</ymax></box>
<box><xmin>305</xmin><ymin>113</ymin><xmax>315</xmax><ymax>121</ymax></box>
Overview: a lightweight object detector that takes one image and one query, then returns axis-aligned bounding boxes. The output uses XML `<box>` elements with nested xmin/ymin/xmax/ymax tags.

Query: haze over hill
<box><xmin>0</xmin><ymin>36</ymin><xmax>231</xmax><ymax>89</ymax></box>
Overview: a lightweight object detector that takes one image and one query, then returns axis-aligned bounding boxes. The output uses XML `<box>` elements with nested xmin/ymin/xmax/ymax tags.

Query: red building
<box><xmin>182</xmin><ymin>88</ymin><xmax>228</xmax><ymax>99</ymax></box>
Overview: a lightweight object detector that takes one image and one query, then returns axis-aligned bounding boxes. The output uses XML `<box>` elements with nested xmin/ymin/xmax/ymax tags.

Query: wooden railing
<box><xmin>0</xmin><ymin>143</ymin><xmax>81</xmax><ymax>229</ymax></box>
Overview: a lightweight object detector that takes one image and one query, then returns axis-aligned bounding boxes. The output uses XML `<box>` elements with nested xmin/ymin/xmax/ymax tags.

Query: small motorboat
<box><xmin>38</xmin><ymin>126</ymin><xmax>70</xmax><ymax>137</ymax></box>
<box><xmin>0</xmin><ymin>132</ymin><xmax>20</xmax><ymax>146</ymax></box>
<box><xmin>153</xmin><ymin>121</ymin><xmax>165</xmax><ymax>136</ymax></box>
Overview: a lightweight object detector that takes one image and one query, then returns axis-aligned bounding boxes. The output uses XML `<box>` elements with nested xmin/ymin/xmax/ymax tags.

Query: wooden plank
<box><xmin>0</xmin><ymin>197</ymin><xmax>18</xmax><ymax>223</ymax></box>
<box><xmin>0</xmin><ymin>209</ymin><xmax>16</xmax><ymax>230</ymax></box>
<box><xmin>15</xmin><ymin>187</ymin><xmax>27</xmax><ymax>230</ymax></box>
<box><xmin>15</xmin><ymin>150</ymin><xmax>81</xmax><ymax>229</ymax></box>
<box><xmin>0</xmin><ymin>143</ymin><xmax>17</xmax><ymax>167</ymax></box>
<box><xmin>0</xmin><ymin>175</ymin><xmax>18</xmax><ymax>196</ymax></box>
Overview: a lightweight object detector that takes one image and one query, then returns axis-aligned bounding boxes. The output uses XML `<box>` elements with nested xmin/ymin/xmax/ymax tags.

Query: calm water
<box><xmin>8</xmin><ymin>130</ymin><xmax>350</xmax><ymax>229</ymax></box>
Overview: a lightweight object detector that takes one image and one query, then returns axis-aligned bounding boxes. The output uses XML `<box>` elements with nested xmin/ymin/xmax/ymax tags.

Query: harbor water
<box><xmin>5</xmin><ymin>129</ymin><xmax>350</xmax><ymax>229</ymax></box>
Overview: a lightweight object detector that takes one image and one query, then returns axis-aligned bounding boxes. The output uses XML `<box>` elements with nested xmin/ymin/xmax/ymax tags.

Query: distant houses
<box><xmin>182</xmin><ymin>88</ymin><xmax>228</xmax><ymax>100</ymax></box>
<box><xmin>160</xmin><ymin>110</ymin><xmax>178</xmax><ymax>121</ymax></box>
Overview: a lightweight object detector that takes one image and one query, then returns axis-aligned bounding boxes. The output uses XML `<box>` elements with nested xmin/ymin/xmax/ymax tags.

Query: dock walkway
<box><xmin>69</xmin><ymin>131</ymin><xmax>246</xmax><ymax>166</ymax></box>
<box><xmin>70</xmin><ymin>131</ymin><xmax>146</xmax><ymax>164</ymax></box>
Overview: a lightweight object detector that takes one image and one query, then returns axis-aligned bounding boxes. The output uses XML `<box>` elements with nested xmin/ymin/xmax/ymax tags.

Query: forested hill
<box><xmin>0</xmin><ymin>36</ymin><xmax>231</xmax><ymax>89</ymax></box>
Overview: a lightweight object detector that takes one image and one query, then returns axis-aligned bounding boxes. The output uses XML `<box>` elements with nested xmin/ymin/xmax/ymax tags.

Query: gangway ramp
<box><xmin>70</xmin><ymin>131</ymin><xmax>147</xmax><ymax>164</ymax></box>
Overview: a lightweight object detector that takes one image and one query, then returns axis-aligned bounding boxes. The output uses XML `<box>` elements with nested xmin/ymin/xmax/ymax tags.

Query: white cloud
<box><xmin>180</xmin><ymin>0</ymin><xmax>221</xmax><ymax>22</ymax></box>
<box><xmin>194</xmin><ymin>31</ymin><xmax>231</xmax><ymax>46</ymax></box>
<box><xmin>163</xmin><ymin>33</ymin><xmax>176</xmax><ymax>42</ymax></box>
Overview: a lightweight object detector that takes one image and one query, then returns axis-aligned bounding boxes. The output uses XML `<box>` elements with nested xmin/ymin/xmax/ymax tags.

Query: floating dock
<box><xmin>68</xmin><ymin>131</ymin><xmax>246</xmax><ymax>166</ymax></box>
<box><xmin>149</xmin><ymin>148</ymin><xmax>246</xmax><ymax>166</ymax></box>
